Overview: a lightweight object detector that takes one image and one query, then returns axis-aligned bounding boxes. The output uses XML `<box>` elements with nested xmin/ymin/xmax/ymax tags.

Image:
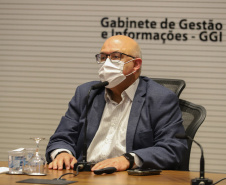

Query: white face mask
<box><xmin>98</xmin><ymin>58</ymin><xmax>135</xmax><ymax>88</ymax></box>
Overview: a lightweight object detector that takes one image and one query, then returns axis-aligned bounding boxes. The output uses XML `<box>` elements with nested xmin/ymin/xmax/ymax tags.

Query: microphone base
<box><xmin>73</xmin><ymin>162</ymin><xmax>96</xmax><ymax>172</ymax></box>
<box><xmin>191</xmin><ymin>178</ymin><xmax>213</xmax><ymax>185</ymax></box>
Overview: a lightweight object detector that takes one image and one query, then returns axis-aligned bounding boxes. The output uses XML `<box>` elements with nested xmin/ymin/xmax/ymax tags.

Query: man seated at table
<box><xmin>46</xmin><ymin>35</ymin><xmax>187</xmax><ymax>171</ymax></box>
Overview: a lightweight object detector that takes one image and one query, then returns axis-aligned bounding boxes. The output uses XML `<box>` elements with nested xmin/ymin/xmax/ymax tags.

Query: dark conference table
<box><xmin>1</xmin><ymin>161</ymin><xmax>226</xmax><ymax>185</ymax></box>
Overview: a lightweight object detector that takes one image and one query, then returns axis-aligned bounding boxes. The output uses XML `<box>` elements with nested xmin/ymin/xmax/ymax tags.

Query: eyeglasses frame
<box><xmin>95</xmin><ymin>52</ymin><xmax>136</xmax><ymax>64</ymax></box>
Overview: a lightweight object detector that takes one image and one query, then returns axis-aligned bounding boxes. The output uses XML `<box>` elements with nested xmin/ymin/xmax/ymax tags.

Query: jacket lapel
<box><xmin>86</xmin><ymin>89</ymin><xmax>106</xmax><ymax>147</ymax></box>
<box><xmin>126</xmin><ymin>78</ymin><xmax>146</xmax><ymax>152</ymax></box>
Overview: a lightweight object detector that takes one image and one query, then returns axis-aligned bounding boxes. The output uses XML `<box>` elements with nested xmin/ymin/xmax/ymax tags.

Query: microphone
<box><xmin>91</xmin><ymin>81</ymin><xmax>109</xmax><ymax>90</ymax></box>
<box><xmin>175</xmin><ymin>134</ymin><xmax>213</xmax><ymax>185</ymax></box>
<box><xmin>94</xmin><ymin>167</ymin><xmax>117</xmax><ymax>175</ymax></box>
<box><xmin>74</xmin><ymin>81</ymin><xmax>108</xmax><ymax>172</ymax></box>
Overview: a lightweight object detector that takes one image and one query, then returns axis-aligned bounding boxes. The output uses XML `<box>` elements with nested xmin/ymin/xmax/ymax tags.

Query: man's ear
<box><xmin>133</xmin><ymin>58</ymin><xmax>142</xmax><ymax>70</ymax></box>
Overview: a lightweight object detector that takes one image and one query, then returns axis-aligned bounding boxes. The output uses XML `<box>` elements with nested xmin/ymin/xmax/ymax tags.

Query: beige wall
<box><xmin>0</xmin><ymin>0</ymin><xmax>225</xmax><ymax>173</ymax></box>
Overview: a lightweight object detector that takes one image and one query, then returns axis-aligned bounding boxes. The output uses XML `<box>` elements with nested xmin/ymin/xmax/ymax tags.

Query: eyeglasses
<box><xmin>95</xmin><ymin>52</ymin><xmax>136</xmax><ymax>64</ymax></box>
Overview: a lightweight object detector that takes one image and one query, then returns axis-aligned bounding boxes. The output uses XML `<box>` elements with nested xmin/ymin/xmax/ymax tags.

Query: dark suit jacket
<box><xmin>46</xmin><ymin>76</ymin><xmax>187</xmax><ymax>169</ymax></box>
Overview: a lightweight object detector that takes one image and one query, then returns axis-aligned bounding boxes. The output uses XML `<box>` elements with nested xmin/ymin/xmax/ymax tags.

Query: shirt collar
<box><xmin>105</xmin><ymin>78</ymin><xmax>140</xmax><ymax>102</ymax></box>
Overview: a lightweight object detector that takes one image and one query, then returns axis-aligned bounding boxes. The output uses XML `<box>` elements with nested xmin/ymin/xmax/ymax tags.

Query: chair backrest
<box><xmin>152</xmin><ymin>78</ymin><xmax>186</xmax><ymax>97</ymax></box>
<box><xmin>178</xmin><ymin>99</ymin><xmax>206</xmax><ymax>171</ymax></box>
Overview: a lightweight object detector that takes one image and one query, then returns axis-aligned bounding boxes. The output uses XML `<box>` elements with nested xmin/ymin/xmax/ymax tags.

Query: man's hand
<box><xmin>48</xmin><ymin>152</ymin><xmax>77</xmax><ymax>170</ymax></box>
<box><xmin>91</xmin><ymin>156</ymin><xmax>130</xmax><ymax>172</ymax></box>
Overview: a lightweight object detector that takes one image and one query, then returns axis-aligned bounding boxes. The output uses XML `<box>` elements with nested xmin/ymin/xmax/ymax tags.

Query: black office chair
<box><xmin>178</xmin><ymin>99</ymin><xmax>206</xmax><ymax>171</ymax></box>
<box><xmin>152</xmin><ymin>78</ymin><xmax>186</xmax><ymax>97</ymax></box>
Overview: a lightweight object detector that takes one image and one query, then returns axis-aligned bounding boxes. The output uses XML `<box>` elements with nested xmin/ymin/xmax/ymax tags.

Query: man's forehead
<box><xmin>100</xmin><ymin>47</ymin><xmax>128</xmax><ymax>53</ymax></box>
<box><xmin>100</xmin><ymin>37</ymin><xmax>136</xmax><ymax>55</ymax></box>
<box><xmin>101</xmin><ymin>43</ymin><xmax>132</xmax><ymax>54</ymax></box>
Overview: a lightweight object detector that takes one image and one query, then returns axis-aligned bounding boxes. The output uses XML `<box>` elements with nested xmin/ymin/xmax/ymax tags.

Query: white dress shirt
<box><xmin>87</xmin><ymin>79</ymin><xmax>142</xmax><ymax>167</ymax></box>
<box><xmin>51</xmin><ymin>79</ymin><xmax>142</xmax><ymax>167</ymax></box>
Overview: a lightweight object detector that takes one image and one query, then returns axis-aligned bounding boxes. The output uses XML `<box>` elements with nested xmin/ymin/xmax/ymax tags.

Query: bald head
<box><xmin>101</xmin><ymin>35</ymin><xmax>142</xmax><ymax>58</ymax></box>
<box><xmin>99</xmin><ymin>35</ymin><xmax>142</xmax><ymax>87</ymax></box>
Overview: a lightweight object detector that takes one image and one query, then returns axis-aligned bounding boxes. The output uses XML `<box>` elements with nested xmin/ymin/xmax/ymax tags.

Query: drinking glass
<box><xmin>26</xmin><ymin>137</ymin><xmax>46</xmax><ymax>175</ymax></box>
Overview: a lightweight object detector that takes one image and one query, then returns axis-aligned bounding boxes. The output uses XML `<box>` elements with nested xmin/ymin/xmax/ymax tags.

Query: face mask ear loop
<box><xmin>124</xmin><ymin>58</ymin><xmax>135</xmax><ymax>65</ymax></box>
<box><xmin>124</xmin><ymin>58</ymin><xmax>137</xmax><ymax>77</ymax></box>
<box><xmin>125</xmin><ymin>69</ymin><xmax>137</xmax><ymax>77</ymax></box>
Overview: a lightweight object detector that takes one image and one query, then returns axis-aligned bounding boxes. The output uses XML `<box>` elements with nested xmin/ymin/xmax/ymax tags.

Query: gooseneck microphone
<box><xmin>91</xmin><ymin>81</ymin><xmax>109</xmax><ymax>90</ymax></box>
<box><xmin>175</xmin><ymin>134</ymin><xmax>213</xmax><ymax>185</ymax></box>
<box><xmin>74</xmin><ymin>81</ymin><xmax>109</xmax><ymax>172</ymax></box>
